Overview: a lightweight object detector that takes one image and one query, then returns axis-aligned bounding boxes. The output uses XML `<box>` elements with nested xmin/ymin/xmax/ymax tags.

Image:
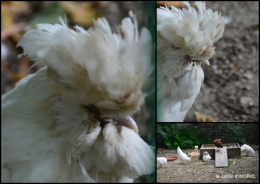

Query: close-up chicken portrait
<box><xmin>1</xmin><ymin>2</ymin><xmax>156</xmax><ymax>182</ymax></box>
<box><xmin>157</xmin><ymin>1</ymin><xmax>259</xmax><ymax>122</ymax></box>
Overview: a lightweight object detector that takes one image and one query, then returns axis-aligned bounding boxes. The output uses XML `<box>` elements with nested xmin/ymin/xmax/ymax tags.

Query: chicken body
<box><xmin>214</xmin><ymin>138</ymin><xmax>223</xmax><ymax>151</ymax></box>
<box><xmin>157</xmin><ymin>157</ymin><xmax>167</xmax><ymax>168</ymax></box>
<box><xmin>1</xmin><ymin>12</ymin><xmax>154</xmax><ymax>182</ymax></box>
<box><xmin>188</xmin><ymin>145</ymin><xmax>199</xmax><ymax>161</ymax></box>
<box><xmin>241</xmin><ymin>144</ymin><xmax>255</xmax><ymax>157</ymax></box>
<box><xmin>157</xmin><ymin>1</ymin><xmax>225</xmax><ymax>121</ymax></box>
<box><xmin>177</xmin><ymin>147</ymin><xmax>191</xmax><ymax>164</ymax></box>
<box><xmin>203</xmin><ymin>151</ymin><xmax>211</xmax><ymax>162</ymax></box>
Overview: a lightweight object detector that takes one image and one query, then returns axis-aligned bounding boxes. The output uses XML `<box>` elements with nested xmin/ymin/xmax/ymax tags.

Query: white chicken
<box><xmin>157</xmin><ymin>157</ymin><xmax>167</xmax><ymax>168</ymax></box>
<box><xmin>177</xmin><ymin>147</ymin><xmax>191</xmax><ymax>164</ymax></box>
<box><xmin>203</xmin><ymin>151</ymin><xmax>211</xmax><ymax>163</ymax></box>
<box><xmin>241</xmin><ymin>144</ymin><xmax>255</xmax><ymax>157</ymax></box>
<box><xmin>1</xmin><ymin>11</ymin><xmax>155</xmax><ymax>182</ymax></box>
<box><xmin>188</xmin><ymin>145</ymin><xmax>199</xmax><ymax>161</ymax></box>
<box><xmin>157</xmin><ymin>1</ymin><xmax>225</xmax><ymax>121</ymax></box>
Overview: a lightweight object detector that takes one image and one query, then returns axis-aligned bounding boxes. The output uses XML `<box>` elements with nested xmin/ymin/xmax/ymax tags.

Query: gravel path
<box><xmin>157</xmin><ymin>146</ymin><xmax>259</xmax><ymax>183</ymax></box>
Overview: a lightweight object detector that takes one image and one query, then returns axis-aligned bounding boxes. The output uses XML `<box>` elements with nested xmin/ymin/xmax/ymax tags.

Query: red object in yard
<box><xmin>165</xmin><ymin>156</ymin><xmax>178</xmax><ymax>161</ymax></box>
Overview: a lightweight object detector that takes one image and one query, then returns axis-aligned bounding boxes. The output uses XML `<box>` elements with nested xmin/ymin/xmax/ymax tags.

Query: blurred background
<box><xmin>1</xmin><ymin>1</ymin><xmax>156</xmax><ymax>182</ymax></box>
<box><xmin>157</xmin><ymin>1</ymin><xmax>259</xmax><ymax>122</ymax></box>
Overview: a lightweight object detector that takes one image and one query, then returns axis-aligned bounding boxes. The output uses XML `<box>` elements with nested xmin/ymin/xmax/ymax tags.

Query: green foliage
<box><xmin>219</xmin><ymin>123</ymin><xmax>247</xmax><ymax>144</ymax></box>
<box><xmin>157</xmin><ymin>123</ymin><xmax>250</xmax><ymax>152</ymax></box>
<box><xmin>171</xmin><ymin>126</ymin><xmax>202</xmax><ymax>149</ymax></box>
<box><xmin>194</xmin><ymin>123</ymin><xmax>247</xmax><ymax>144</ymax></box>
<box><xmin>30</xmin><ymin>2</ymin><xmax>66</xmax><ymax>26</ymax></box>
<box><xmin>157</xmin><ymin>124</ymin><xmax>202</xmax><ymax>149</ymax></box>
<box><xmin>228</xmin><ymin>160</ymin><xmax>233</xmax><ymax>168</ymax></box>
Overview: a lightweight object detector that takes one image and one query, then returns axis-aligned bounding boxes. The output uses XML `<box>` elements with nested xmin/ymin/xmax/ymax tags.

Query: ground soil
<box><xmin>157</xmin><ymin>145</ymin><xmax>259</xmax><ymax>183</ymax></box>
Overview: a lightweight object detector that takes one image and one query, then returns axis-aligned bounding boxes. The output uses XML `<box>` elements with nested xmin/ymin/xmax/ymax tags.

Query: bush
<box><xmin>157</xmin><ymin>124</ymin><xmax>202</xmax><ymax>149</ymax></box>
<box><xmin>157</xmin><ymin>123</ymin><xmax>249</xmax><ymax>150</ymax></box>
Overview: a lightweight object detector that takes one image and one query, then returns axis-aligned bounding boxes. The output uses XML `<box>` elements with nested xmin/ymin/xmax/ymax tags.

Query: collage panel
<box><xmin>1</xmin><ymin>2</ymin><xmax>156</xmax><ymax>182</ymax></box>
<box><xmin>156</xmin><ymin>1</ymin><xmax>259</xmax><ymax>122</ymax></box>
<box><xmin>157</xmin><ymin>123</ymin><xmax>259</xmax><ymax>183</ymax></box>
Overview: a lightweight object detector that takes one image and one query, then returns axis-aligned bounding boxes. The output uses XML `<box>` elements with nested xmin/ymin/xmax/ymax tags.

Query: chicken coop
<box><xmin>200</xmin><ymin>143</ymin><xmax>241</xmax><ymax>160</ymax></box>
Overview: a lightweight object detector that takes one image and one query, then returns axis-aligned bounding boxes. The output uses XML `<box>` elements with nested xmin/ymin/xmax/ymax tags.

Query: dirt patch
<box><xmin>157</xmin><ymin>147</ymin><xmax>259</xmax><ymax>183</ymax></box>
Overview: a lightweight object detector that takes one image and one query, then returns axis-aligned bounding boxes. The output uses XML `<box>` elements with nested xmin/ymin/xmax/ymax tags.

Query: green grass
<box><xmin>228</xmin><ymin>160</ymin><xmax>233</xmax><ymax>168</ymax></box>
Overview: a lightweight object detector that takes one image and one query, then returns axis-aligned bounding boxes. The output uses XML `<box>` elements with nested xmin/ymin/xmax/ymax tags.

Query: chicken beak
<box><xmin>203</xmin><ymin>60</ymin><xmax>210</xmax><ymax>65</ymax></box>
<box><xmin>85</xmin><ymin>104</ymin><xmax>139</xmax><ymax>133</ymax></box>
<box><xmin>112</xmin><ymin>116</ymin><xmax>139</xmax><ymax>133</ymax></box>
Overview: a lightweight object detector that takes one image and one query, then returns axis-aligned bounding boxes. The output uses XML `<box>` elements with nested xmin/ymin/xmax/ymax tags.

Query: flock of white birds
<box><xmin>157</xmin><ymin>144</ymin><xmax>256</xmax><ymax>168</ymax></box>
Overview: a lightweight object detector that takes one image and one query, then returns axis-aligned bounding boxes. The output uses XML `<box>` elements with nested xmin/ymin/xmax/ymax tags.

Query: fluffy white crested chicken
<box><xmin>1</xmin><ymin>11</ymin><xmax>155</xmax><ymax>182</ymax></box>
<box><xmin>157</xmin><ymin>1</ymin><xmax>225</xmax><ymax>121</ymax></box>
<box><xmin>188</xmin><ymin>145</ymin><xmax>199</xmax><ymax>161</ymax></box>
<box><xmin>157</xmin><ymin>157</ymin><xmax>167</xmax><ymax>168</ymax></box>
<box><xmin>203</xmin><ymin>151</ymin><xmax>211</xmax><ymax>162</ymax></box>
<box><xmin>241</xmin><ymin>144</ymin><xmax>255</xmax><ymax>157</ymax></box>
<box><xmin>177</xmin><ymin>147</ymin><xmax>191</xmax><ymax>164</ymax></box>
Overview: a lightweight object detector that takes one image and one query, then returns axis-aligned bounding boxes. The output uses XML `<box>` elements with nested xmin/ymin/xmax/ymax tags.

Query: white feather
<box><xmin>177</xmin><ymin>147</ymin><xmax>191</xmax><ymax>163</ymax></box>
<box><xmin>241</xmin><ymin>144</ymin><xmax>255</xmax><ymax>157</ymax></box>
<box><xmin>157</xmin><ymin>157</ymin><xmax>167</xmax><ymax>167</ymax></box>
<box><xmin>203</xmin><ymin>151</ymin><xmax>211</xmax><ymax>162</ymax></box>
